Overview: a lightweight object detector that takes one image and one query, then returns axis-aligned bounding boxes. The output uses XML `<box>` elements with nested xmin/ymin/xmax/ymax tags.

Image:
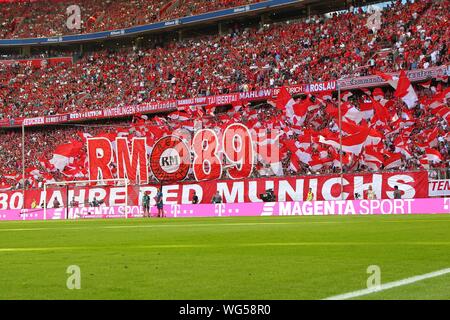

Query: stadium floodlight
<box><xmin>43</xmin><ymin>178</ymin><xmax>129</xmax><ymax>220</ymax></box>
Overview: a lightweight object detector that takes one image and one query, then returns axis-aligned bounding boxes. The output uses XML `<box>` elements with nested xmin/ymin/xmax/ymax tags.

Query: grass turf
<box><xmin>0</xmin><ymin>214</ymin><xmax>449</xmax><ymax>300</ymax></box>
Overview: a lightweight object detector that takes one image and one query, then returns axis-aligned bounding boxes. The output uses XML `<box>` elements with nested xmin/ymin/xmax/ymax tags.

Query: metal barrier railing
<box><xmin>428</xmin><ymin>168</ymin><xmax>450</xmax><ymax>180</ymax></box>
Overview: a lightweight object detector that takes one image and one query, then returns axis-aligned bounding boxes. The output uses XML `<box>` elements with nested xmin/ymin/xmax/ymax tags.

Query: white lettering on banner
<box><xmin>386</xmin><ymin>175</ymin><xmax>415</xmax><ymax>199</ymax></box>
<box><xmin>70</xmin><ymin>110</ymin><xmax>102</xmax><ymax>120</ymax></box>
<box><xmin>233</xmin><ymin>7</ymin><xmax>246</xmax><ymax>13</ymax></box>
<box><xmin>23</xmin><ymin>117</ymin><xmax>45</xmax><ymax>126</ymax></box>
<box><xmin>47</xmin><ymin>190</ymin><xmax>63</xmax><ymax>208</ymax></box>
<box><xmin>278</xmin><ymin>180</ymin><xmax>304</xmax><ymax>202</ymax></box>
<box><xmin>10</xmin><ymin>192</ymin><xmax>23</xmax><ymax>209</ymax></box>
<box><xmin>0</xmin><ymin>172</ymin><xmax>427</xmax><ymax>210</ymax></box>
<box><xmin>163</xmin><ymin>185</ymin><xmax>179</xmax><ymax>204</ymax></box>
<box><xmin>248</xmin><ymin>181</ymin><xmax>263</xmax><ymax>202</ymax></box>
<box><xmin>67</xmin><ymin>189</ymin><xmax>86</xmax><ymax>207</ymax></box>
<box><xmin>0</xmin><ymin>193</ymin><xmax>7</xmax><ymax>209</ymax></box>
<box><xmin>217</xmin><ymin>181</ymin><xmax>244</xmax><ymax>203</ymax></box>
<box><xmin>306</xmin><ymin>82</ymin><xmax>337</xmax><ymax>92</ymax></box>
<box><xmin>110</xmin><ymin>30</ymin><xmax>125</xmax><ymax>36</ymax></box>
<box><xmin>354</xmin><ymin>175</ymin><xmax>383</xmax><ymax>200</ymax></box>
<box><xmin>109</xmin><ymin>187</ymin><xmax>127</xmax><ymax>206</ymax></box>
<box><xmin>181</xmin><ymin>184</ymin><xmax>203</xmax><ymax>204</ymax></box>
<box><xmin>322</xmin><ymin>178</ymin><xmax>349</xmax><ymax>200</ymax></box>
<box><xmin>138</xmin><ymin>186</ymin><xmax>158</xmax><ymax>205</ymax></box>
<box><xmin>164</xmin><ymin>19</ymin><xmax>179</xmax><ymax>26</ymax></box>
<box><xmin>45</xmin><ymin>116</ymin><xmax>67</xmax><ymax>123</ymax></box>
<box><xmin>88</xmin><ymin>188</ymin><xmax>107</xmax><ymax>203</ymax></box>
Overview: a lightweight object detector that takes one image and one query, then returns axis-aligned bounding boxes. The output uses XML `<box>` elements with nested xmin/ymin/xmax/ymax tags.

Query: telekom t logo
<box><xmin>215</xmin><ymin>204</ymin><xmax>225</xmax><ymax>217</ymax></box>
<box><xmin>171</xmin><ymin>204</ymin><xmax>181</xmax><ymax>217</ymax></box>
<box><xmin>444</xmin><ymin>199</ymin><xmax>450</xmax><ymax>211</ymax></box>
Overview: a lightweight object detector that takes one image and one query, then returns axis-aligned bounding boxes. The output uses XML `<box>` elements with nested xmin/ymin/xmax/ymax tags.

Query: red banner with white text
<box><xmin>0</xmin><ymin>171</ymin><xmax>428</xmax><ymax>210</ymax></box>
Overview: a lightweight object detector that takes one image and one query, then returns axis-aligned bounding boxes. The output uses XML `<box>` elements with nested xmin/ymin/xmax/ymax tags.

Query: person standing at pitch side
<box><xmin>142</xmin><ymin>191</ymin><xmax>151</xmax><ymax>217</ymax></box>
<box><xmin>156</xmin><ymin>187</ymin><xmax>165</xmax><ymax>218</ymax></box>
<box><xmin>192</xmin><ymin>191</ymin><xmax>199</xmax><ymax>204</ymax></box>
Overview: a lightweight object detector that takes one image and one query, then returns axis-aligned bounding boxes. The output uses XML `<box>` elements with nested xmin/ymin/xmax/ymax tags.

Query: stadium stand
<box><xmin>0</xmin><ymin>0</ymin><xmax>449</xmax><ymax>190</ymax></box>
<box><xmin>1</xmin><ymin>0</ymin><xmax>448</xmax><ymax>119</ymax></box>
<box><xmin>0</xmin><ymin>0</ymin><xmax>264</xmax><ymax>39</ymax></box>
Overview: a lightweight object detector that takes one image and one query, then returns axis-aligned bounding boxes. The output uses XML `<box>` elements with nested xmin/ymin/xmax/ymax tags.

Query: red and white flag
<box><xmin>309</xmin><ymin>158</ymin><xmax>323</xmax><ymax>172</ymax></box>
<box><xmin>275</xmin><ymin>87</ymin><xmax>307</xmax><ymax>125</ymax></box>
<box><xmin>419</xmin><ymin>157</ymin><xmax>430</xmax><ymax>170</ymax></box>
<box><xmin>394</xmin><ymin>70</ymin><xmax>418</xmax><ymax>109</ymax></box>
<box><xmin>0</xmin><ymin>182</ymin><xmax>12</xmax><ymax>191</ymax></box>
<box><xmin>424</xmin><ymin>148</ymin><xmax>443</xmax><ymax>163</ymax></box>
<box><xmin>49</xmin><ymin>142</ymin><xmax>83</xmax><ymax>172</ymax></box>
<box><xmin>341</xmin><ymin>91</ymin><xmax>353</xmax><ymax>101</ymax></box>
<box><xmin>384</xmin><ymin>153</ymin><xmax>402</xmax><ymax>169</ymax></box>
<box><xmin>376</xmin><ymin>70</ymin><xmax>418</xmax><ymax>108</ymax></box>
<box><xmin>434</xmin><ymin>106</ymin><xmax>450</xmax><ymax>123</ymax></box>
<box><xmin>319</xmin><ymin>127</ymin><xmax>369</xmax><ymax>155</ymax></box>
<box><xmin>3</xmin><ymin>172</ymin><xmax>18</xmax><ymax>180</ymax></box>
<box><xmin>372</xmin><ymin>87</ymin><xmax>384</xmax><ymax>101</ymax></box>
<box><xmin>168</xmin><ymin>110</ymin><xmax>191</xmax><ymax>121</ymax></box>
<box><xmin>364</xmin><ymin>146</ymin><xmax>384</xmax><ymax>164</ymax></box>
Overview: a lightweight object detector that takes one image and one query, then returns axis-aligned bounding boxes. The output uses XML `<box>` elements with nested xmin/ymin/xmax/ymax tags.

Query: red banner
<box><xmin>0</xmin><ymin>171</ymin><xmax>428</xmax><ymax>210</ymax></box>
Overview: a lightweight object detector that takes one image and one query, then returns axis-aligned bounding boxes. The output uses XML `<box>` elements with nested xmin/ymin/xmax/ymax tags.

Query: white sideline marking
<box><xmin>0</xmin><ymin>217</ymin><xmax>449</xmax><ymax>233</ymax></box>
<box><xmin>2</xmin><ymin>242</ymin><xmax>450</xmax><ymax>254</ymax></box>
<box><xmin>0</xmin><ymin>221</ymin><xmax>340</xmax><ymax>232</ymax></box>
<box><xmin>324</xmin><ymin>268</ymin><xmax>450</xmax><ymax>300</ymax></box>
<box><xmin>0</xmin><ymin>244</ymin><xmax>213</xmax><ymax>252</ymax></box>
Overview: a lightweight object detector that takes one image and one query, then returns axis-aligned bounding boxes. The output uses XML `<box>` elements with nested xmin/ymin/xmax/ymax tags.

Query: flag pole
<box><xmin>22</xmin><ymin>122</ymin><xmax>26</xmax><ymax>209</ymax></box>
<box><xmin>337</xmin><ymin>83</ymin><xmax>344</xmax><ymax>200</ymax></box>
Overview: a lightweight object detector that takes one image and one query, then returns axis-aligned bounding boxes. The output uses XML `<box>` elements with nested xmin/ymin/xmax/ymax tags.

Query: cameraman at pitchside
<box><xmin>260</xmin><ymin>189</ymin><xmax>276</xmax><ymax>202</ymax></box>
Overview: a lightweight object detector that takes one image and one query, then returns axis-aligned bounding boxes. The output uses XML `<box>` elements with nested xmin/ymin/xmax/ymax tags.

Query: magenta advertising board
<box><xmin>0</xmin><ymin>198</ymin><xmax>449</xmax><ymax>221</ymax></box>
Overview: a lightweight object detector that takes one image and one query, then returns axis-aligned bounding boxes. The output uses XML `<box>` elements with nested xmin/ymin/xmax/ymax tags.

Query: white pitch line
<box><xmin>0</xmin><ymin>221</ymin><xmax>342</xmax><ymax>232</ymax></box>
<box><xmin>2</xmin><ymin>242</ymin><xmax>450</xmax><ymax>253</ymax></box>
<box><xmin>324</xmin><ymin>268</ymin><xmax>450</xmax><ymax>300</ymax></box>
<box><xmin>0</xmin><ymin>217</ymin><xmax>449</xmax><ymax>233</ymax></box>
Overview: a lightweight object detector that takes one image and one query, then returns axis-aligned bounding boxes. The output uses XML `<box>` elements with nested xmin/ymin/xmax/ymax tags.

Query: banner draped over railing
<box><xmin>0</xmin><ymin>171</ymin><xmax>428</xmax><ymax>210</ymax></box>
<box><xmin>1</xmin><ymin>197</ymin><xmax>449</xmax><ymax>221</ymax></box>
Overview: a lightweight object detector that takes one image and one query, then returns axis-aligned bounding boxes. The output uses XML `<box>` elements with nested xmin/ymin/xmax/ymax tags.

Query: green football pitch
<box><xmin>0</xmin><ymin>214</ymin><xmax>449</xmax><ymax>300</ymax></box>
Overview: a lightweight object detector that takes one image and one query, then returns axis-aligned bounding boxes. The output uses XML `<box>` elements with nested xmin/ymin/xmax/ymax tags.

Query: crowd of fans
<box><xmin>1</xmin><ymin>0</ymin><xmax>449</xmax><ymax>120</ymax></box>
<box><xmin>0</xmin><ymin>0</ymin><xmax>449</xmax><ymax>190</ymax></box>
<box><xmin>0</xmin><ymin>0</ymin><xmax>263</xmax><ymax>39</ymax></box>
<box><xmin>0</xmin><ymin>82</ymin><xmax>449</xmax><ymax>190</ymax></box>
